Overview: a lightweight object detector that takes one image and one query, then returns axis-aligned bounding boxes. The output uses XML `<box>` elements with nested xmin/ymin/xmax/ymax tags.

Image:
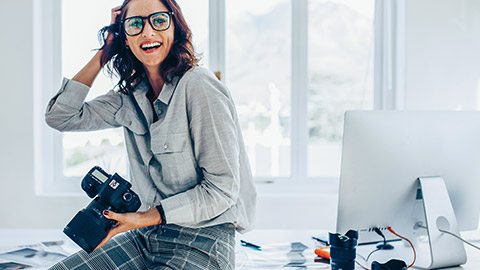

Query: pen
<box><xmin>312</xmin><ymin>236</ymin><xmax>329</xmax><ymax>246</ymax></box>
<box><xmin>240</xmin><ymin>240</ymin><xmax>262</xmax><ymax>251</ymax></box>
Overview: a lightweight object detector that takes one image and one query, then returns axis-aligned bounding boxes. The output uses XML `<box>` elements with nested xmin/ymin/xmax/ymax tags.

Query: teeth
<box><xmin>141</xmin><ymin>42</ymin><xmax>161</xmax><ymax>49</ymax></box>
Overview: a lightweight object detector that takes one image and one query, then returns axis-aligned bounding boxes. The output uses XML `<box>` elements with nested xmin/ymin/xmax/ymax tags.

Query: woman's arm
<box><xmin>45</xmin><ymin>6</ymin><xmax>124</xmax><ymax>132</ymax></box>
<box><xmin>71</xmin><ymin>6</ymin><xmax>121</xmax><ymax>87</ymax></box>
<box><xmin>71</xmin><ymin>50</ymin><xmax>104</xmax><ymax>88</ymax></box>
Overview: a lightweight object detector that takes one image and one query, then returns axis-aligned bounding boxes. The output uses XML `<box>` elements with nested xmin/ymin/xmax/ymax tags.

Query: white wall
<box><xmin>405</xmin><ymin>0</ymin><xmax>480</xmax><ymax>110</ymax></box>
<box><xmin>0</xmin><ymin>0</ymin><xmax>89</xmax><ymax>229</ymax></box>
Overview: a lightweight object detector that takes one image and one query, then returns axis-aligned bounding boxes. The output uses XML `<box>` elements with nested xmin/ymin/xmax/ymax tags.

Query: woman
<box><xmin>45</xmin><ymin>0</ymin><xmax>256</xmax><ymax>269</ymax></box>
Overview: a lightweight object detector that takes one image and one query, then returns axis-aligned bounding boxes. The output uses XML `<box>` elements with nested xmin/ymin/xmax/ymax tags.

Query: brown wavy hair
<box><xmin>98</xmin><ymin>0</ymin><xmax>198</xmax><ymax>94</ymax></box>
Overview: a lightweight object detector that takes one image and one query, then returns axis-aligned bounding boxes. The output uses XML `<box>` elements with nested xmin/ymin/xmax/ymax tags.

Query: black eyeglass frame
<box><xmin>121</xmin><ymin>11</ymin><xmax>174</xmax><ymax>36</ymax></box>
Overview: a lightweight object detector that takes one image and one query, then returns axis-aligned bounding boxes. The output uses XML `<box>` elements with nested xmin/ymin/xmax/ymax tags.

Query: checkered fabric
<box><xmin>49</xmin><ymin>223</ymin><xmax>235</xmax><ymax>270</ymax></box>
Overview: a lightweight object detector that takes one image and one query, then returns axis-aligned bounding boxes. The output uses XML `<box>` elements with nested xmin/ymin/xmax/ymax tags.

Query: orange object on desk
<box><xmin>314</xmin><ymin>246</ymin><xmax>330</xmax><ymax>259</ymax></box>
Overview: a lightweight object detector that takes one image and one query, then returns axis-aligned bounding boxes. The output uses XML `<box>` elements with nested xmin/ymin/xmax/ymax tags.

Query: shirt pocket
<box><xmin>114</xmin><ymin>106</ymin><xmax>148</xmax><ymax>135</ymax></box>
<box><xmin>151</xmin><ymin>133</ymin><xmax>187</xmax><ymax>154</ymax></box>
<box><xmin>151</xmin><ymin>133</ymin><xmax>198</xmax><ymax>191</ymax></box>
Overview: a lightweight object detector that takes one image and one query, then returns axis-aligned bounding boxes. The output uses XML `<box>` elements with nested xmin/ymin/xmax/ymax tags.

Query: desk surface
<box><xmin>0</xmin><ymin>229</ymin><xmax>479</xmax><ymax>269</ymax></box>
<box><xmin>238</xmin><ymin>229</ymin><xmax>480</xmax><ymax>269</ymax></box>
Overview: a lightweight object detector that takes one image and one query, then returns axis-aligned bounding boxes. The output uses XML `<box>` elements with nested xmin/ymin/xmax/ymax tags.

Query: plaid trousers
<box><xmin>49</xmin><ymin>223</ymin><xmax>235</xmax><ymax>270</ymax></box>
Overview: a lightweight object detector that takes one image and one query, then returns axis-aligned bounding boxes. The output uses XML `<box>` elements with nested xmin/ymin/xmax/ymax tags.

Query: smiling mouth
<box><xmin>140</xmin><ymin>42</ymin><xmax>162</xmax><ymax>51</ymax></box>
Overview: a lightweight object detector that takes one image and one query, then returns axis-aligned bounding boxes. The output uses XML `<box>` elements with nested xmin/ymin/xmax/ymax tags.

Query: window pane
<box><xmin>62</xmin><ymin>0</ymin><xmax>127</xmax><ymax>177</ymax></box>
<box><xmin>61</xmin><ymin>0</ymin><xmax>207</xmax><ymax>177</ymax></box>
<box><xmin>307</xmin><ymin>0</ymin><xmax>374</xmax><ymax>177</ymax></box>
<box><xmin>178</xmin><ymin>0</ymin><xmax>209</xmax><ymax>67</ymax></box>
<box><xmin>226</xmin><ymin>0</ymin><xmax>292</xmax><ymax>178</ymax></box>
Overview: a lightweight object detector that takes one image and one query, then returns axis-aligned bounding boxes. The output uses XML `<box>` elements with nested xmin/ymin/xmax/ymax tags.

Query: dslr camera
<box><xmin>63</xmin><ymin>166</ymin><xmax>141</xmax><ymax>253</ymax></box>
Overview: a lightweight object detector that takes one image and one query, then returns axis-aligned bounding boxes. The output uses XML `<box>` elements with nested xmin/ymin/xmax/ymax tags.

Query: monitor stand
<box><xmin>415</xmin><ymin>177</ymin><xmax>467</xmax><ymax>269</ymax></box>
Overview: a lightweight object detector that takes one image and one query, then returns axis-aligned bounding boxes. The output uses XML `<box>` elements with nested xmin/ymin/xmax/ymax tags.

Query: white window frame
<box><xmin>375</xmin><ymin>0</ymin><xmax>406</xmax><ymax>110</ymax></box>
<box><xmin>34</xmin><ymin>0</ymin><xmax>405</xmax><ymax>196</ymax></box>
<box><xmin>33</xmin><ymin>0</ymin><xmax>81</xmax><ymax>196</ymax></box>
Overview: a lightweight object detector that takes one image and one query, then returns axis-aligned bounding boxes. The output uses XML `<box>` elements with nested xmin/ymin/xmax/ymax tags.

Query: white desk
<box><xmin>237</xmin><ymin>229</ymin><xmax>480</xmax><ymax>269</ymax></box>
<box><xmin>0</xmin><ymin>229</ymin><xmax>479</xmax><ymax>269</ymax></box>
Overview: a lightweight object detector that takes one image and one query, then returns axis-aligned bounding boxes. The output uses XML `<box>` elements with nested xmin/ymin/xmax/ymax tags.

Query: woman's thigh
<box><xmin>49</xmin><ymin>231</ymin><xmax>147</xmax><ymax>270</ymax></box>
<box><xmin>138</xmin><ymin>223</ymin><xmax>236</xmax><ymax>270</ymax></box>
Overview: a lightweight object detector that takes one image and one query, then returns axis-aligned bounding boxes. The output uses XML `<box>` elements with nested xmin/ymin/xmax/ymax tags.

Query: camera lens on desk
<box><xmin>329</xmin><ymin>230</ymin><xmax>358</xmax><ymax>270</ymax></box>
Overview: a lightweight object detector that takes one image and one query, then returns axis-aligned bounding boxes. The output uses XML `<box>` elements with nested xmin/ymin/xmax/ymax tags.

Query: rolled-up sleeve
<box><xmin>45</xmin><ymin>78</ymin><xmax>123</xmax><ymax>132</ymax></box>
<box><xmin>160</xmin><ymin>71</ymin><xmax>241</xmax><ymax>225</ymax></box>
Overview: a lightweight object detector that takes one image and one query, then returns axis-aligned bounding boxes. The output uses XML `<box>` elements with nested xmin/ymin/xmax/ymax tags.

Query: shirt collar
<box><xmin>158</xmin><ymin>76</ymin><xmax>180</xmax><ymax>105</ymax></box>
<box><xmin>133</xmin><ymin>75</ymin><xmax>180</xmax><ymax>105</ymax></box>
<box><xmin>132</xmin><ymin>79</ymin><xmax>149</xmax><ymax>97</ymax></box>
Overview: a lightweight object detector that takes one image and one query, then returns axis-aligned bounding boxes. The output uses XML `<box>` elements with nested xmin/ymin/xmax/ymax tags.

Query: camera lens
<box><xmin>329</xmin><ymin>230</ymin><xmax>358</xmax><ymax>270</ymax></box>
<box><xmin>64</xmin><ymin>209</ymin><xmax>109</xmax><ymax>253</ymax></box>
<box><xmin>123</xmin><ymin>192</ymin><xmax>133</xmax><ymax>202</ymax></box>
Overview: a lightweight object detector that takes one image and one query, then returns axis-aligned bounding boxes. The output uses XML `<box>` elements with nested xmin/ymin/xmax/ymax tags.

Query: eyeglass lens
<box><xmin>124</xmin><ymin>12</ymin><xmax>171</xmax><ymax>36</ymax></box>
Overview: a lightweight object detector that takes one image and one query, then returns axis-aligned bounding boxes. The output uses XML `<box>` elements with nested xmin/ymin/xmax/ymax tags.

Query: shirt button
<box><xmin>147</xmin><ymin>205</ymin><xmax>151</xmax><ymax>210</ymax></box>
<box><xmin>164</xmin><ymin>143</ymin><xmax>168</xmax><ymax>150</ymax></box>
<box><xmin>128</xmin><ymin>120</ymin><xmax>132</xmax><ymax>125</ymax></box>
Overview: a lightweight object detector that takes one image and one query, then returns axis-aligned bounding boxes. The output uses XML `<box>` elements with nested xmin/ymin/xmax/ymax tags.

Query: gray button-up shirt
<box><xmin>45</xmin><ymin>66</ymin><xmax>256</xmax><ymax>233</ymax></box>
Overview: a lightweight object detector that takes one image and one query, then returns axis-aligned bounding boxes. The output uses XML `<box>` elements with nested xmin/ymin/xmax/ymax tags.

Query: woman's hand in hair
<box><xmin>111</xmin><ymin>6</ymin><xmax>122</xmax><ymax>25</ymax></box>
<box><xmin>106</xmin><ymin>6</ymin><xmax>122</xmax><ymax>45</ymax></box>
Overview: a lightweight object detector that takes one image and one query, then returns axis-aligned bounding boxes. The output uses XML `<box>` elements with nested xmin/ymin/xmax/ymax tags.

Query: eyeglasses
<box><xmin>122</xmin><ymin>11</ymin><xmax>174</xmax><ymax>36</ymax></box>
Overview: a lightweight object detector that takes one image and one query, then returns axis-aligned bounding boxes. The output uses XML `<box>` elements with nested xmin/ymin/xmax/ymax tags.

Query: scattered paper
<box><xmin>236</xmin><ymin>242</ymin><xmax>330</xmax><ymax>269</ymax></box>
<box><xmin>0</xmin><ymin>241</ymin><xmax>71</xmax><ymax>269</ymax></box>
<box><xmin>0</xmin><ymin>261</ymin><xmax>33</xmax><ymax>270</ymax></box>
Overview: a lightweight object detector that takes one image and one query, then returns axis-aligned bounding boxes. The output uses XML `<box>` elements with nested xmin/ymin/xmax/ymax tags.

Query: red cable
<box><xmin>355</xmin><ymin>260</ymin><xmax>370</xmax><ymax>270</ymax></box>
<box><xmin>387</xmin><ymin>227</ymin><xmax>416</xmax><ymax>268</ymax></box>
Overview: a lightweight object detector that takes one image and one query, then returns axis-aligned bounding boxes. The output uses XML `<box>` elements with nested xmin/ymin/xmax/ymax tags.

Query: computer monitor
<box><xmin>336</xmin><ymin>111</ymin><xmax>480</xmax><ymax>269</ymax></box>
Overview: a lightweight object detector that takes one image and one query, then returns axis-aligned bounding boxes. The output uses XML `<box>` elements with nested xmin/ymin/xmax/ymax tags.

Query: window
<box><xmin>36</xmin><ymin>0</ymin><xmax>380</xmax><ymax>195</ymax></box>
<box><xmin>226</xmin><ymin>0</ymin><xmax>292</xmax><ymax>178</ymax></box>
<box><xmin>307</xmin><ymin>0</ymin><xmax>374</xmax><ymax>178</ymax></box>
<box><xmin>225</xmin><ymin>0</ymin><xmax>375</xmax><ymax>183</ymax></box>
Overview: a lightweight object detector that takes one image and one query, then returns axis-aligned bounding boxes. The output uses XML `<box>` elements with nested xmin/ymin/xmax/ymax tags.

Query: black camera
<box><xmin>63</xmin><ymin>166</ymin><xmax>141</xmax><ymax>253</ymax></box>
<box><xmin>329</xmin><ymin>230</ymin><xmax>358</xmax><ymax>270</ymax></box>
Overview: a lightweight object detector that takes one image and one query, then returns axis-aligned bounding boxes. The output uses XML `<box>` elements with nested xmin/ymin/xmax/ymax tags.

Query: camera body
<box><xmin>63</xmin><ymin>166</ymin><xmax>141</xmax><ymax>253</ymax></box>
<box><xmin>329</xmin><ymin>230</ymin><xmax>358</xmax><ymax>270</ymax></box>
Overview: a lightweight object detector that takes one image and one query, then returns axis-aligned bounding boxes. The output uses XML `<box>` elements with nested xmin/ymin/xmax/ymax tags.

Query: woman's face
<box><xmin>124</xmin><ymin>0</ymin><xmax>175</xmax><ymax>72</ymax></box>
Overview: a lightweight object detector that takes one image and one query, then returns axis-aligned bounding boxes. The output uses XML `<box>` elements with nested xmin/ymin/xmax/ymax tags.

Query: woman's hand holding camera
<box><xmin>95</xmin><ymin>209</ymin><xmax>162</xmax><ymax>250</ymax></box>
